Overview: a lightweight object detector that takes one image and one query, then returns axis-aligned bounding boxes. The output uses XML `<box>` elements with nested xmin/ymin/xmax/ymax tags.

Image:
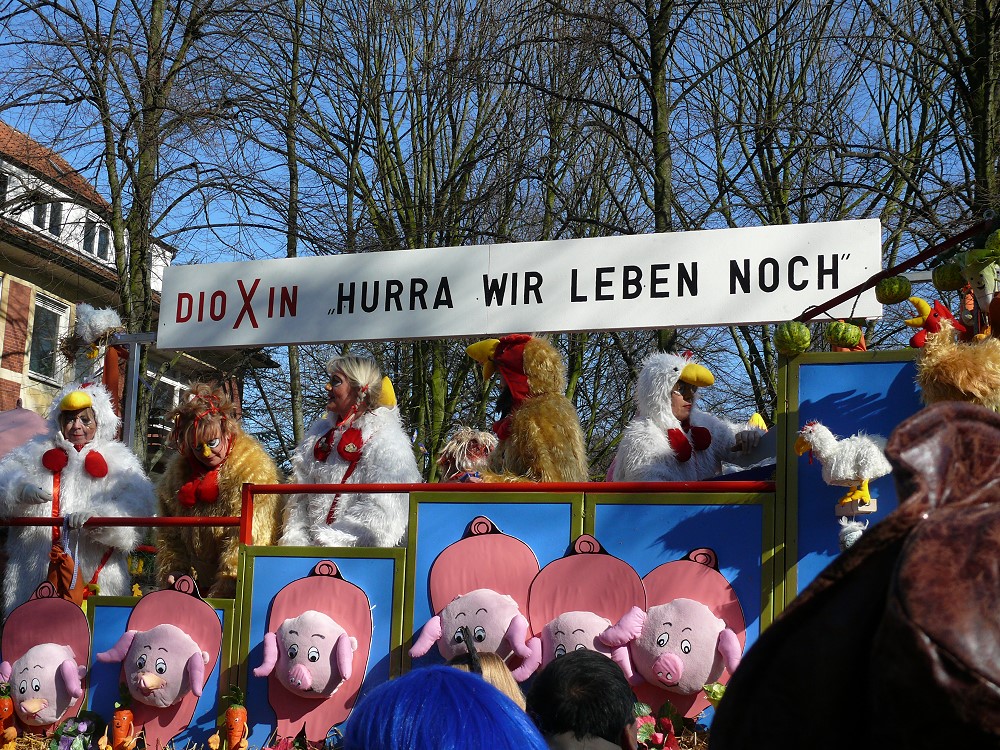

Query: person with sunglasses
<box><xmin>610</xmin><ymin>352</ymin><xmax>766</xmax><ymax>482</ymax></box>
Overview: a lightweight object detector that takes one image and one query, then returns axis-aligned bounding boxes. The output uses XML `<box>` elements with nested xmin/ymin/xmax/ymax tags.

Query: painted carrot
<box><xmin>0</xmin><ymin>682</ymin><xmax>13</xmax><ymax>732</ymax></box>
<box><xmin>112</xmin><ymin>701</ymin><xmax>135</xmax><ymax>750</ymax></box>
<box><xmin>224</xmin><ymin>687</ymin><xmax>249</xmax><ymax>750</ymax></box>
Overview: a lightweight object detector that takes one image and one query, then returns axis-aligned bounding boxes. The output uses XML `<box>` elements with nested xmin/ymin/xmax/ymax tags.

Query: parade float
<box><xmin>0</xmin><ymin>218</ymin><xmax>997</xmax><ymax>750</ymax></box>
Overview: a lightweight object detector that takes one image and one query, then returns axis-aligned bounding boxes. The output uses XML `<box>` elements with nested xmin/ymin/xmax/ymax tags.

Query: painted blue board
<box><xmin>87</xmin><ymin>597</ymin><xmax>227</xmax><ymax>746</ymax></box>
<box><xmin>407</xmin><ymin>496</ymin><xmax>579</xmax><ymax>669</ymax></box>
<box><xmin>590</xmin><ymin>495</ymin><xmax>769</xmax><ymax>727</ymax></box>
<box><xmin>794</xmin><ymin>359</ymin><xmax>923</xmax><ymax>593</ymax></box>
<box><xmin>590</xmin><ymin>498</ymin><xmax>765</xmax><ymax>646</ymax></box>
<box><xmin>240</xmin><ymin>550</ymin><xmax>402</xmax><ymax>749</ymax></box>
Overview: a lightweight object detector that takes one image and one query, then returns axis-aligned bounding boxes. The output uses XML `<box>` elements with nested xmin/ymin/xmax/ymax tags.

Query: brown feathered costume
<box><xmin>916</xmin><ymin>324</ymin><xmax>1000</xmax><ymax>411</ymax></box>
<box><xmin>157</xmin><ymin>384</ymin><xmax>282</xmax><ymax>598</ymax></box>
<box><xmin>467</xmin><ymin>334</ymin><xmax>589</xmax><ymax>482</ymax></box>
<box><xmin>710</xmin><ymin>402</ymin><xmax>1000</xmax><ymax>749</ymax></box>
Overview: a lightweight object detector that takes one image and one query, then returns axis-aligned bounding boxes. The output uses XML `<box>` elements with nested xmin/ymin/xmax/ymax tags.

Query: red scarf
<box><xmin>666</xmin><ymin>420</ymin><xmax>712</xmax><ymax>463</ymax></box>
<box><xmin>177</xmin><ymin>453</ymin><xmax>225</xmax><ymax>507</ymax></box>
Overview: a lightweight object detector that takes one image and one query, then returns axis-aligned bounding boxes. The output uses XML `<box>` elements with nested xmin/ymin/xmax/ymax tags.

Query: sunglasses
<box><xmin>672</xmin><ymin>382</ymin><xmax>698</xmax><ymax>400</ymax></box>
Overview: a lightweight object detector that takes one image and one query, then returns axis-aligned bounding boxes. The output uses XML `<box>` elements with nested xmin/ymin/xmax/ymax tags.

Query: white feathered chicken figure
<box><xmin>794</xmin><ymin>421</ymin><xmax>892</xmax><ymax>508</ymax></box>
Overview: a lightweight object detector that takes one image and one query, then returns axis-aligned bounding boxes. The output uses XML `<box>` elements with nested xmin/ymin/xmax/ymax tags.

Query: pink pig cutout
<box><xmin>93</xmin><ymin>575</ymin><xmax>222</xmax><ymax>750</ymax></box>
<box><xmin>97</xmin><ymin>623</ymin><xmax>210</xmax><ymax>708</ymax></box>
<box><xmin>409</xmin><ymin>517</ymin><xmax>542</xmax><ymax>682</ymax></box>
<box><xmin>526</xmin><ymin>535</ymin><xmax>647</xmax><ymax>681</ymax></box>
<box><xmin>612</xmin><ymin>598</ymin><xmax>742</xmax><ymax>695</ymax></box>
<box><xmin>254</xmin><ymin>610</ymin><xmax>358</xmax><ymax>698</ymax></box>
<box><xmin>255</xmin><ymin>561</ymin><xmax>373</xmax><ymax>743</ymax></box>
<box><xmin>0</xmin><ymin>582</ymin><xmax>92</xmax><ymax>732</ymax></box>
<box><xmin>0</xmin><ymin>643</ymin><xmax>86</xmax><ymax>727</ymax></box>
<box><xmin>617</xmin><ymin>548</ymin><xmax>746</xmax><ymax>719</ymax></box>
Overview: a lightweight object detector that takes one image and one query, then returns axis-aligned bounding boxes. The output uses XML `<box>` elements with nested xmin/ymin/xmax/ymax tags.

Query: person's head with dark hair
<box><xmin>342</xmin><ymin>665</ymin><xmax>547</xmax><ymax>750</ymax></box>
<box><xmin>527</xmin><ymin>649</ymin><xmax>639</xmax><ymax>750</ymax></box>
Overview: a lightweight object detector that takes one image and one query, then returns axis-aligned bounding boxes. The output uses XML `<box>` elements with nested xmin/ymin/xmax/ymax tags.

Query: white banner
<box><xmin>157</xmin><ymin>220</ymin><xmax>882</xmax><ymax>350</ymax></box>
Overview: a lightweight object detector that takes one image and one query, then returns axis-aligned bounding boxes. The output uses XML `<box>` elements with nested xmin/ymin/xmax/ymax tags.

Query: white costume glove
<box><xmin>732</xmin><ymin>429</ymin><xmax>763</xmax><ymax>454</ymax></box>
<box><xmin>65</xmin><ymin>511</ymin><xmax>94</xmax><ymax>530</ymax></box>
<box><xmin>19</xmin><ymin>482</ymin><xmax>52</xmax><ymax>505</ymax></box>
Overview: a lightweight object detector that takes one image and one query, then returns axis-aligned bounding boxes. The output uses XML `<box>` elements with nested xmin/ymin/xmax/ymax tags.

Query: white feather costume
<box><xmin>612</xmin><ymin>352</ymin><xmax>758</xmax><ymax>482</ymax></box>
<box><xmin>0</xmin><ymin>382</ymin><xmax>156</xmax><ymax>615</ymax></box>
<box><xmin>279</xmin><ymin>406</ymin><xmax>421</xmax><ymax>548</ymax></box>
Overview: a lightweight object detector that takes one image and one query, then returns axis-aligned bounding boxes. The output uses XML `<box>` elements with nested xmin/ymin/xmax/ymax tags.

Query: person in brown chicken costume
<box><xmin>156</xmin><ymin>383</ymin><xmax>282</xmax><ymax>597</ymax></box>
<box><xmin>710</xmin><ymin>401</ymin><xmax>1000</xmax><ymax>749</ymax></box>
<box><xmin>466</xmin><ymin>334</ymin><xmax>589</xmax><ymax>482</ymax></box>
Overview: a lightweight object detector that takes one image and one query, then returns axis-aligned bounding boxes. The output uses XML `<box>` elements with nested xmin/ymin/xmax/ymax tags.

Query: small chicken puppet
<box><xmin>794</xmin><ymin>420</ymin><xmax>892</xmax><ymax>514</ymax></box>
<box><xmin>436</xmin><ymin>427</ymin><xmax>498</xmax><ymax>482</ymax></box>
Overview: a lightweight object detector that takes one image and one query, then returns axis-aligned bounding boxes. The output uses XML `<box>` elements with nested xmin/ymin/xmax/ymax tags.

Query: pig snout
<box><xmin>137</xmin><ymin>672</ymin><xmax>166</xmax><ymax>694</ymax></box>
<box><xmin>652</xmin><ymin>652</ymin><xmax>684</xmax><ymax>687</ymax></box>
<box><xmin>287</xmin><ymin>663</ymin><xmax>313</xmax><ymax>691</ymax></box>
<box><xmin>20</xmin><ymin>698</ymin><xmax>48</xmax><ymax>716</ymax></box>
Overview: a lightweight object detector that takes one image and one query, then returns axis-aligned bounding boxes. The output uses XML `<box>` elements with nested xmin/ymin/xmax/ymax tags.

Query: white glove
<box><xmin>65</xmin><ymin>511</ymin><xmax>94</xmax><ymax>530</ymax></box>
<box><xmin>19</xmin><ymin>482</ymin><xmax>52</xmax><ymax>505</ymax></box>
<box><xmin>732</xmin><ymin>429</ymin><xmax>763</xmax><ymax>454</ymax></box>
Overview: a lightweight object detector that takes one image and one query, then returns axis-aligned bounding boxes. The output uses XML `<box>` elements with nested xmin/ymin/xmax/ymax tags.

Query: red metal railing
<box><xmin>0</xmin><ymin>479</ymin><xmax>776</xmax><ymax>548</ymax></box>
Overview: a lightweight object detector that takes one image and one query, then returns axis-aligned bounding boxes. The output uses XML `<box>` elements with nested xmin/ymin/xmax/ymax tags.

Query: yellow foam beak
<box><xmin>794</xmin><ymin>435</ymin><xmax>812</xmax><ymax>456</ymax></box>
<box><xmin>466</xmin><ymin>339</ymin><xmax>501</xmax><ymax>380</ymax></box>
<box><xmin>379</xmin><ymin>376</ymin><xmax>396</xmax><ymax>409</ymax></box>
<box><xmin>200</xmin><ymin>443</ymin><xmax>212</xmax><ymax>458</ymax></box>
<box><xmin>680</xmin><ymin>362</ymin><xmax>715</xmax><ymax>387</ymax></box>
<box><xmin>904</xmin><ymin>296</ymin><xmax>930</xmax><ymax>328</ymax></box>
<box><xmin>60</xmin><ymin>389</ymin><xmax>93</xmax><ymax>411</ymax></box>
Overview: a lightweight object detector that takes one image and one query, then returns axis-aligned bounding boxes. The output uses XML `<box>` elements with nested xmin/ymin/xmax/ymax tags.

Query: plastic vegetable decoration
<box><xmin>826</xmin><ymin>321</ymin><xmax>863</xmax><ymax>348</ymax></box>
<box><xmin>111</xmin><ymin>692</ymin><xmax>136</xmax><ymax>750</ymax></box>
<box><xmin>875</xmin><ymin>275</ymin><xmax>911</xmax><ymax>304</ymax></box>
<box><xmin>774</xmin><ymin>321</ymin><xmax>811</xmax><ymax>357</ymax></box>
<box><xmin>932</xmin><ymin>263</ymin><xmax>965</xmax><ymax>292</ymax></box>
<box><xmin>224</xmin><ymin>687</ymin><xmax>249</xmax><ymax>750</ymax></box>
<box><xmin>0</xmin><ymin>683</ymin><xmax>13</xmax><ymax>733</ymax></box>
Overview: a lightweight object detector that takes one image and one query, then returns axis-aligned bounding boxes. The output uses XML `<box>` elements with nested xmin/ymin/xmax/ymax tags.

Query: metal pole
<box><xmin>110</xmin><ymin>331</ymin><xmax>156</xmax><ymax>448</ymax></box>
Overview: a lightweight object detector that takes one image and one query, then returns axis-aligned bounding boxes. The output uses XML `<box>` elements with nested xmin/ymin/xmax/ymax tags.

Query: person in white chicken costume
<box><xmin>279</xmin><ymin>355</ymin><xmax>422</xmax><ymax>548</ymax></box>
<box><xmin>612</xmin><ymin>352</ymin><xmax>766</xmax><ymax>482</ymax></box>
<box><xmin>0</xmin><ymin>382</ymin><xmax>156</xmax><ymax>615</ymax></box>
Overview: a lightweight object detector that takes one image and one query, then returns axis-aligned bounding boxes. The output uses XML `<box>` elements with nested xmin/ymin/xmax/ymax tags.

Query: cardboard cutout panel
<box><xmin>793</xmin><ymin>356</ymin><xmax>922</xmax><ymax>594</ymax></box>
<box><xmin>0</xmin><ymin>583</ymin><xmax>90</xmax><ymax>732</ymax></box>
<box><xmin>94</xmin><ymin>577</ymin><xmax>222</xmax><ymax>750</ymax></box>
<box><xmin>240</xmin><ymin>549</ymin><xmax>402</xmax><ymax>750</ymax></box>
<box><xmin>526</xmin><ymin>535</ymin><xmax>646</xmax><ymax>674</ymax></box>
<box><xmin>255</xmin><ymin>561</ymin><xmax>372</xmax><ymax>743</ymax></box>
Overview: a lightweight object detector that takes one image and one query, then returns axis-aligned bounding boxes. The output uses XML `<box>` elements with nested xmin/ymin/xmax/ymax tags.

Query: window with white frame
<box><xmin>28</xmin><ymin>295</ymin><xmax>69</xmax><ymax>382</ymax></box>
<box><xmin>30</xmin><ymin>195</ymin><xmax>64</xmax><ymax>236</ymax></box>
<box><xmin>0</xmin><ymin>173</ymin><xmax>8</xmax><ymax>208</ymax></box>
<box><xmin>83</xmin><ymin>218</ymin><xmax>112</xmax><ymax>260</ymax></box>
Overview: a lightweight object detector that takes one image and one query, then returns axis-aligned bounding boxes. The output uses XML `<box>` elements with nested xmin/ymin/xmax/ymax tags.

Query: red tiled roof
<box><xmin>0</xmin><ymin>121</ymin><xmax>109</xmax><ymax>210</ymax></box>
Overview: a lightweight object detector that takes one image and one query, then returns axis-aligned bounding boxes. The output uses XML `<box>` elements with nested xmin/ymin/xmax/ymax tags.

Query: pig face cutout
<box><xmin>632</xmin><ymin>598</ymin><xmax>742</xmax><ymax>695</ymax></box>
<box><xmin>254</xmin><ymin>611</ymin><xmax>358</xmax><ymax>698</ymax></box>
<box><xmin>97</xmin><ymin>623</ymin><xmax>210</xmax><ymax>708</ymax></box>
<box><xmin>0</xmin><ymin>644</ymin><xmax>85</xmax><ymax>727</ymax></box>
<box><xmin>541</xmin><ymin>612</ymin><xmax>615</xmax><ymax>664</ymax></box>
<box><xmin>410</xmin><ymin>588</ymin><xmax>533</xmax><ymax>663</ymax></box>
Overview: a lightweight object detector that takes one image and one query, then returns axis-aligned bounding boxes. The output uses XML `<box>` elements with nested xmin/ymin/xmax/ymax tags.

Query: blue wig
<box><xmin>343</xmin><ymin>666</ymin><xmax>547</xmax><ymax>750</ymax></box>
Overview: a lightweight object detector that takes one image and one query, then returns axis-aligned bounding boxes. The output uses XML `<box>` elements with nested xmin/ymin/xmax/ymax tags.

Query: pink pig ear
<box><xmin>409</xmin><ymin>615</ymin><xmax>443</xmax><ymax>658</ymax></box>
<box><xmin>58</xmin><ymin>659</ymin><xmax>84</xmax><ymax>700</ymax></box>
<box><xmin>334</xmin><ymin>633</ymin><xmax>357</xmax><ymax>682</ymax></box>
<box><xmin>0</xmin><ymin>662</ymin><xmax>11</xmax><ymax>683</ymax></box>
<box><xmin>97</xmin><ymin>630</ymin><xmax>137</xmax><ymax>663</ymax></box>
<box><xmin>186</xmin><ymin>651</ymin><xmax>209</xmax><ymax>697</ymax></box>
<box><xmin>254</xmin><ymin>632</ymin><xmax>279</xmax><ymax>678</ymax></box>
<box><xmin>717</xmin><ymin>628</ymin><xmax>742</xmax><ymax>673</ymax></box>
<box><xmin>599</xmin><ymin>606</ymin><xmax>646</xmax><ymax>648</ymax></box>
<box><xmin>504</xmin><ymin>614</ymin><xmax>532</xmax><ymax>659</ymax></box>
